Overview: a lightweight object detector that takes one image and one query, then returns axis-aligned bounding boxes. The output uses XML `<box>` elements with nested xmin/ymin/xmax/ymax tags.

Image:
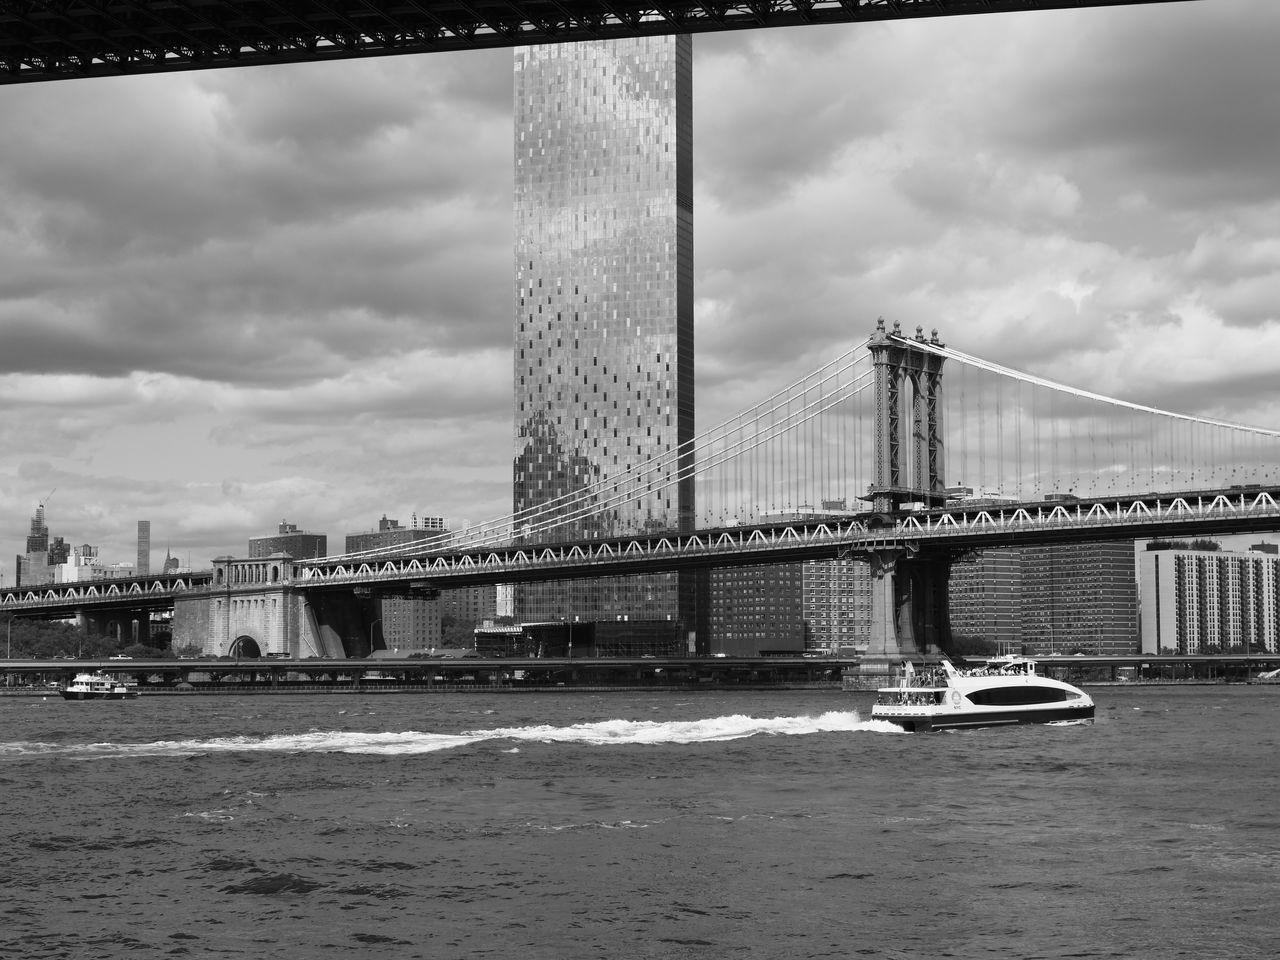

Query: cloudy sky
<box><xmin>1</xmin><ymin>0</ymin><xmax>1276</xmax><ymax>578</ymax></box>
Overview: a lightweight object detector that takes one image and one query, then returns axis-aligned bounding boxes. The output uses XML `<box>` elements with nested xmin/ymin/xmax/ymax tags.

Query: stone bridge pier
<box><xmin>857</xmin><ymin>546</ymin><xmax>953</xmax><ymax>679</ymax></box>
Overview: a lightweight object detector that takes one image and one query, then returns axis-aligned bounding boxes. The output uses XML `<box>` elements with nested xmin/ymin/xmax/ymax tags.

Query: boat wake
<box><xmin>0</xmin><ymin>710</ymin><xmax>903</xmax><ymax>759</ymax></box>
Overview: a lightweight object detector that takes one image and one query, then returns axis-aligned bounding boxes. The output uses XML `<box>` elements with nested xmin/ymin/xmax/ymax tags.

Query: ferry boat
<box><xmin>871</xmin><ymin>656</ymin><xmax>1093</xmax><ymax>732</ymax></box>
<box><xmin>60</xmin><ymin>672</ymin><xmax>141</xmax><ymax>701</ymax></box>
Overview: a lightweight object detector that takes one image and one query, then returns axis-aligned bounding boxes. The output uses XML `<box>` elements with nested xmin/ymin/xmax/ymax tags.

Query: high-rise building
<box><xmin>709</xmin><ymin>563</ymin><xmax>805</xmax><ymax>656</ymax></box>
<box><xmin>248</xmin><ymin>520</ymin><xmax>327</xmax><ymax>560</ymax></box>
<box><xmin>136</xmin><ymin>520</ymin><xmax>151</xmax><ymax>576</ymax></box>
<box><xmin>21</xmin><ymin>503</ymin><xmax>52</xmax><ymax>586</ymax></box>
<box><xmin>949</xmin><ymin>548</ymin><xmax>1023</xmax><ymax>654</ymax></box>
<box><xmin>802</xmin><ymin>558</ymin><xmax>873</xmax><ymax>654</ymax></box>
<box><xmin>1140</xmin><ymin>545</ymin><xmax>1280</xmax><ymax>654</ymax></box>
<box><xmin>1021</xmin><ymin>541</ymin><xmax>1138</xmax><ymax>655</ymax></box>
<box><xmin>513</xmin><ymin>36</ymin><xmax>695</xmax><ymax>645</ymax></box>
<box><xmin>25</xmin><ymin>503</ymin><xmax>48</xmax><ymax>555</ymax></box>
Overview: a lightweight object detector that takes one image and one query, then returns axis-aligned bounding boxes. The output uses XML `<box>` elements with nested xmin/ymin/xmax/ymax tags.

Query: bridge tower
<box><xmin>858</xmin><ymin>320</ymin><xmax>953</xmax><ymax>679</ymax></box>
<box><xmin>866</xmin><ymin>318</ymin><xmax>948</xmax><ymax>513</ymax></box>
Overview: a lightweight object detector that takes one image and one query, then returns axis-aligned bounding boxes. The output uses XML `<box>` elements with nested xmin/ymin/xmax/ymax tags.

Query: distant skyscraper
<box><xmin>22</xmin><ymin>503</ymin><xmax>51</xmax><ymax>586</ymax></box>
<box><xmin>25</xmin><ymin>503</ymin><xmax>49</xmax><ymax>555</ymax></box>
<box><xmin>513</xmin><ymin>37</ymin><xmax>695</xmax><ymax>639</ymax></box>
<box><xmin>136</xmin><ymin>520</ymin><xmax>151</xmax><ymax>577</ymax></box>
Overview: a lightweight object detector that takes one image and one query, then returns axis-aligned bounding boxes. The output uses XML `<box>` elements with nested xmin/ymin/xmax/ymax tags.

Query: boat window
<box><xmin>967</xmin><ymin>686</ymin><xmax>1069</xmax><ymax>706</ymax></box>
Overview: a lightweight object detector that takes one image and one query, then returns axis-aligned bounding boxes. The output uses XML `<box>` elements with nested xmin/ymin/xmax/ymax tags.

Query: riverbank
<box><xmin>6</xmin><ymin>678</ymin><xmax>1279</xmax><ymax>697</ymax></box>
<box><xmin>1</xmin><ymin>681</ymin><xmax>848</xmax><ymax>697</ymax></box>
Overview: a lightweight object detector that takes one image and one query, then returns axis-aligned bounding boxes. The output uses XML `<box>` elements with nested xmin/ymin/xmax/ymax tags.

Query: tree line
<box><xmin>2</xmin><ymin>616</ymin><xmax>184</xmax><ymax>659</ymax></box>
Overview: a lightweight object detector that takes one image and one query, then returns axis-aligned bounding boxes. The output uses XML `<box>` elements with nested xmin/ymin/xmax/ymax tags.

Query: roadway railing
<box><xmin>6</xmin><ymin>488</ymin><xmax>1280</xmax><ymax>612</ymax></box>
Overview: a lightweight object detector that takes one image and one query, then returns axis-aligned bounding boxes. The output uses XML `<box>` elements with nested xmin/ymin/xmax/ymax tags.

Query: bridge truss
<box><xmin>1</xmin><ymin>0</ymin><xmax>1198</xmax><ymax>84</ymax></box>
<box><xmin>6</xmin><ymin>487</ymin><xmax>1280</xmax><ymax>615</ymax></box>
<box><xmin>289</xmin><ymin>487</ymin><xmax>1280</xmax><ymax>590</ymax></box>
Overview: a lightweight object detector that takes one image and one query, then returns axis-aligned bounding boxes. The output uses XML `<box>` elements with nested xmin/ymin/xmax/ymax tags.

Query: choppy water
<box><xmin>2</xmin><ymin>686</ymin><xmax>1278</xmax><ymax>959</ymax></box>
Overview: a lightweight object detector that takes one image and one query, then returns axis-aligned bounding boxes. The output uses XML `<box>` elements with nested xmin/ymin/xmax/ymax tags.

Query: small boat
<box><xmin>60</xmin><ymin>672</ymin><xmax>141</xmax><ymax>701</ymax></box>
<box><xmin>871</xmin><ymin>656</ymin><xmax>1093</xmax><ymax>732</ymax></box>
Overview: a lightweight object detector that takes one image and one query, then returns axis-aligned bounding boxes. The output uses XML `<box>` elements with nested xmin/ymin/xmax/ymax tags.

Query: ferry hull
<box><xmin>60</xmin><ymin>690</ymin><xmax>138</xmax><ymax>701</ymax></box>
<box><xmin>875</xmin><ymin>703</ymin><xmax>1095</xmax><ymax>732</ymax></box>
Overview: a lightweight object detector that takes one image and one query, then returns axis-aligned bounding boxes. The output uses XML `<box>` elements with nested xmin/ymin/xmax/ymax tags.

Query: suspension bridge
<box><xmin>6</xmin><ymin>321</ymin><xmax>1280</xmax><ymax>665</ymax></box>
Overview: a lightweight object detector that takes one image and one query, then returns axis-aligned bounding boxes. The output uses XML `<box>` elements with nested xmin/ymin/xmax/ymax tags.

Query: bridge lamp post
<box><xmin>6</xmin><ymin>613</ymin><xmax>26</xmax><ymax>660</ymax></box>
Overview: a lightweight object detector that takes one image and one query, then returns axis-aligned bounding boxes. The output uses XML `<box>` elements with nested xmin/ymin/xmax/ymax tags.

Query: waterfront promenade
<box><xmin>4</xmin><ymin>653</ymin><xmax>1279</xmax><ymax>695</ymax></box>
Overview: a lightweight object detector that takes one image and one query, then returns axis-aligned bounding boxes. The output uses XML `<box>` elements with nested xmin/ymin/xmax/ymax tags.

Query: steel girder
<box><xmin>1</xmin><ymin>1</ymin><xmax>1199</xmax><ymax>84</ymax></box>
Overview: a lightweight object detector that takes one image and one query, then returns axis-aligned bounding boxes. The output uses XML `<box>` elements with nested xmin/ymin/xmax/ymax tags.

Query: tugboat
<box><xmin>60</xmin><ymin>672</ymin><xmax>141</xmax><ymax>701</ymax></box>
<box><xmin>871</xmin><ymin>656</ymin><xmax>1092</xmax><ymax>732</ymax></box>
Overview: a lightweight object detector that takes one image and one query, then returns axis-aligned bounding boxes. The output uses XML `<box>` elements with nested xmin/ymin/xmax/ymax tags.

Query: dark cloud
<box><xmin>0</xmin><ymin>54</ymin><xmax>514</xmax><ymax>386</ymax></box>
<box><xmin>981</xmin><ymin>1</ymin><xmax>1280</xmax><ymax>210</ymax></box>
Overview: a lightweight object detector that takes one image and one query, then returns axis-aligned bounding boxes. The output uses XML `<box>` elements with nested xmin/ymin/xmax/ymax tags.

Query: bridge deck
<box><xmin>2</xmin><ymin>1</ymin><xmax>1197</xmax><ymax>84</ymax></box>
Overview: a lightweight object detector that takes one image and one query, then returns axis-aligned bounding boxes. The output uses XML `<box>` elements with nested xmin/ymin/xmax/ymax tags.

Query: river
<box><xmin>1</xmin><ymin>685</ymin><xmax>1276</xmax><ymax>959</ymax></box>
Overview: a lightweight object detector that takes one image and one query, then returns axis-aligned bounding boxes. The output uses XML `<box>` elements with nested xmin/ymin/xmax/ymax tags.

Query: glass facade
<box><xmin>513</xmin><ymin>37</ymin><xmax>695</xmax><ymax>634</ymax></box>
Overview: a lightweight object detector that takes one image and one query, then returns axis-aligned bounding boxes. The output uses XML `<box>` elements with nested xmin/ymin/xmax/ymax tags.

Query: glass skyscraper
<box><xmin>513</xmin><ymin>37</ymin><xmax>695</xmax><ymax>638</ymax></box>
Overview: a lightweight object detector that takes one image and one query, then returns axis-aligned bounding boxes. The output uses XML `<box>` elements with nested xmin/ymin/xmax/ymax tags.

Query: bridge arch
<box><xmin>229</xmin><ymin>636</ymin><xmax>262</xmax><ymax>659</ymax></box>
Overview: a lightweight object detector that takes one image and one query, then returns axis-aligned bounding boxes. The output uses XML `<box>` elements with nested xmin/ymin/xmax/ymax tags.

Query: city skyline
<box><xmin>1</xmin><ymin>1</ymin><xmax>1277</xmax><ymax>571</ymax></box>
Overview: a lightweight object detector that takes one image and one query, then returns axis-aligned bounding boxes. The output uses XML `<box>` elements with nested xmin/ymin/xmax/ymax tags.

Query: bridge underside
<box><xmin>2</xmin><ymin>0</ymin><xmax>1196</xmax><ymax>84</ymax></box>
<box><xmin>79</xmin><ymin>607</ymin><xmax>153</xmax><ymax>646</ymax></box>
